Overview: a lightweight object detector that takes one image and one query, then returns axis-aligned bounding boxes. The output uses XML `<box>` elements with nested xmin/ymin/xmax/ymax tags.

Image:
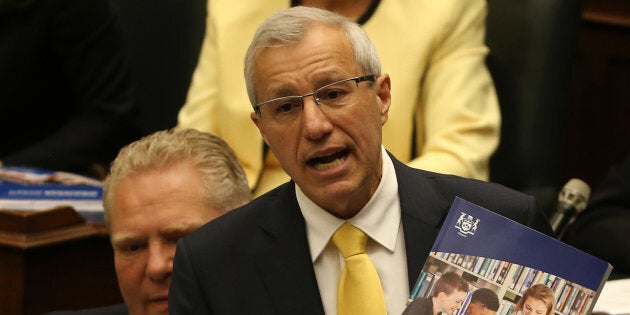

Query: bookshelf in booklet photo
<box><xmin>407</xmin><ymin>197</ymin><xmax>612</xmax><ymax>315</ymax></box>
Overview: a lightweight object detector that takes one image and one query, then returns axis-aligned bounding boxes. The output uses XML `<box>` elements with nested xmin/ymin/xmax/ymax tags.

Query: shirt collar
<box><xmin>298</xmin><ymin>147</ymin><xmax>401</xmax><ymax>262</ymax></box>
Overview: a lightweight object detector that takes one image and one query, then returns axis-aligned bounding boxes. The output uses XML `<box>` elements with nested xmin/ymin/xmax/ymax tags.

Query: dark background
<box><xmin>565</xmin><ymin>0</ymin><xmax>630</xmax><ymax>189</ymax></box>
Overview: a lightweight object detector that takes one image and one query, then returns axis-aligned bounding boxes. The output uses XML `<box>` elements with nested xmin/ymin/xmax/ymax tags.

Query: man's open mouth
<box><xmin>307</xmin><ymin>149</ymin><xmax>349</xmax><ymax>171</ymax></box>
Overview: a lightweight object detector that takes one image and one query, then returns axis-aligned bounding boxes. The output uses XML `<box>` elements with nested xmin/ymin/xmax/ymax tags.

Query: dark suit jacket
<box><xmin>45</xmin><ymin>304</ymin><xmax>128</xmax><ymax>315</ymax></box>
<box><xmin>563</xmin><ymin>157</ymin><xmax>630</xmax><ymax>278</ymax></box>
<box><xmin>0</xmin><ymin>0</ymin><xmax>138</xmax><ymax>175</ymax></box>
<box><xmin>169</xmin><ymin>155</ymin><xmax>552</xmax><ymax>314</ymax></box>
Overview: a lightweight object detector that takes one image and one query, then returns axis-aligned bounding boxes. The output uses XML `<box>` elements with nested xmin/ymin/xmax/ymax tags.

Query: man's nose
<box><xmin>146</xmin><ymin>242</ymin><xmax>174</xmax><ymax>281</ymax></box>
<box><xmin>301</xmin><ymin>96</ymin><xmax>333</xmax><ymax>140</ymax></box>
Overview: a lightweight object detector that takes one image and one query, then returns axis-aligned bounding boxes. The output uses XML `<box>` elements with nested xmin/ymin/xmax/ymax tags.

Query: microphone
<box><xmin>550</xmin><ymin>178</ymin><xmax>591</xmax><ymax>238</ymax></box>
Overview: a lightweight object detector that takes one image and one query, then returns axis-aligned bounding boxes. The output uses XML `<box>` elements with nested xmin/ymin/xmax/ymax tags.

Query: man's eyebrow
<box><xmin>160</xmin><ymin>221</ymin><xmax>205</xmax><ymax>236</ymax></box>
<box><xmin>262</xmin><ymin>73</ymin><xmax>346</xmax><ymax>99</ymax></box>
<box><xmin>111</xmin><ymin>233</ymin><xmax>142</xmax><ymax>246</ymax></box>
<box><xmin>110</xmin><ymin>221</ymin><xmax>205</xmax><ymax>245</ymax></box>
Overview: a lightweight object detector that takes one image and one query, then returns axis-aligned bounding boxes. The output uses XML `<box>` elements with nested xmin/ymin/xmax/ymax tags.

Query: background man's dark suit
<box><xmin>169</xmin><ymin>155</ymin><xmax>552</xmax><ymax>314</ymax></box>
<box><xmin>45</xmin><ymin>304</ymin><xmax>128</xmax><ymax>315</ymax></box>
<box><xmin>0</xmin><ymin>0</ymin><xmax>139</xmax><ymax>175</ymax></box>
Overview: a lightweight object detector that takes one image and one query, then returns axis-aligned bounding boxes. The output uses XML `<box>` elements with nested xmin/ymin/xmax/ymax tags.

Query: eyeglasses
<box><xmin>254</xmin><ymin>75</ymin><xmax>376</xmax><ymax>125</ymax></box>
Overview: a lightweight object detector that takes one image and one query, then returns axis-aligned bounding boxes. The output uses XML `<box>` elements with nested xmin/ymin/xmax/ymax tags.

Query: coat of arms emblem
<box><xmin>455</xmin><ymin>212</ymin><xmax>479</xmax><ymax>236</ymax></box>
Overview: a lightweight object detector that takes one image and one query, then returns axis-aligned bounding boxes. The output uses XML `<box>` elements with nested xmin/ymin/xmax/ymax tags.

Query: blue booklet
<box><xmin>407</xmin><ymin>197</ymin><xmax>612</xmax><ymax>315</ymax></box>
<box><xmin>0</xmin><ymin>166</ymin><xmax>104</xmax><ymax>222</ymax></box>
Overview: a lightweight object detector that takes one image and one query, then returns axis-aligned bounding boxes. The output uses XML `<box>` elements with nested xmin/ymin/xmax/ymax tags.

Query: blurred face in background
<box><xmin>109</xmin><ymin>162</ymin><xmax>222</xmax><ymax>315</ymax></box>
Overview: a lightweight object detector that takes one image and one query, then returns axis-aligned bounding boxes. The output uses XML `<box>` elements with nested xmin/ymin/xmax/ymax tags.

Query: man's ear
<box><xmin>375</xmin><ymin>74</ymin><xmax>391</xmax><ymax>125</ymax></box>
<box><xmin>251</xmin><ymin>111</ymin><xmax>269</xmax><ymax>144</ymax></box>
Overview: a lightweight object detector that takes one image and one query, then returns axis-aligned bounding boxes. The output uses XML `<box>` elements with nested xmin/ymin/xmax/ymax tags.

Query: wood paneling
<box><xmin>0</xmin><ymin>208</ymin><xmax>122</xmax><ymax>315</ymax></box>
<box><xmin>565</xmin><ymin>0</ymin><xmax>630</xmax><ymax>187</ymax></box>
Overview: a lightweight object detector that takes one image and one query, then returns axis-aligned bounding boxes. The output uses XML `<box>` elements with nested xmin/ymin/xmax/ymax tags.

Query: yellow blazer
<box><xmin>178</xmin><ymin>0</ymin><xmax>500</xmax><ymax>195</ymax></box>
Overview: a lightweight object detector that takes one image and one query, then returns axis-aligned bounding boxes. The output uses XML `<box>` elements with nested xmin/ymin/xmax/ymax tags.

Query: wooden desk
<box><xmin>0</xmin><ymin>207</ymin><xmax>123</xmax><ymax>315</ymax></box>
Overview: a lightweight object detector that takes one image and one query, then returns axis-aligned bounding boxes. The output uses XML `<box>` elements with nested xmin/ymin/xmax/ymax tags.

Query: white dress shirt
<box><xmin>297</xmin><ymin>147</ymin><xmax>410</xmax><ymax>314</ymax></box>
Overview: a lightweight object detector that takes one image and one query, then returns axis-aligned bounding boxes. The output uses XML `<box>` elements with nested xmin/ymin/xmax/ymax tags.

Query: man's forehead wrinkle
<box><xmin>263</xmin><ymin>83</ymin><xmax>299</xmax><ymax>99</ymax></box>
<box><xmin>255</xmin><ymin>27</ymin><xmax>358</xmax><ymax>99</ymax></box>
<box><xmin>111</xmin><ymin>218</ymin><xmax>203</xmax><ymax>240</ymax></box>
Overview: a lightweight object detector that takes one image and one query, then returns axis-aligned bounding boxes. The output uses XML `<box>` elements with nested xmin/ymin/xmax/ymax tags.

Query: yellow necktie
<box><xmin>332</xmin><ymin>223</ymin><xmax>387</xmax><ymax>315</ymax></box>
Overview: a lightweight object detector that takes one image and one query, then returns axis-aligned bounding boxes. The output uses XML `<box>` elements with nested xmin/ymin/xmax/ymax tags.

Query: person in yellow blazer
<box><xmin>178</xmin><ymin>0</ymin><xmax>500</xmax><ymax>196</ymax></box>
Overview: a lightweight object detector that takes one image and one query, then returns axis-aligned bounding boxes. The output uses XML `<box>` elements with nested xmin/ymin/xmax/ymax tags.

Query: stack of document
<box><xmin>0</xmin><ymin>166</ymin><xmax>104</xmax><ymax>222</ymax></box>
<box><xmin>593</xmin><ymin>278</ymin><xmax>630</xmax><ymax>315</ymax></box>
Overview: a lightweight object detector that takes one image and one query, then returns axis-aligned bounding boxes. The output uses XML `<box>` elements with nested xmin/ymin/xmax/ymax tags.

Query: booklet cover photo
<box><xmin>405</xmin><ymin>197</ymin><xmax>613</xmax><ymax>315</ymax></box>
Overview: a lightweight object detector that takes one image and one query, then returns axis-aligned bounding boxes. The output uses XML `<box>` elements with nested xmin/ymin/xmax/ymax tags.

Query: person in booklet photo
<box><xmin>403</xmin><ymin>272</ymin><xmax>469</xmax><ymax>315</ymax></box>
<box><xmin>514</xmin><ymin>284</ymin><xmax>556</xmax><ymax>315</ymax></box>
<box><xmin>467</xmin><ymin>288</ymin><xmax>500</xmax><ymax>315</ymax></box>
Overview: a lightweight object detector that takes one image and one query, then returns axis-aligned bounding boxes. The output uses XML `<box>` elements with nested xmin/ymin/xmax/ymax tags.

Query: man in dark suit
<box><xmin>1</xmin><ymin>0</ymin><xmax>139</xmax><ymax>177</ymax></box>
<box><xmin>168</xmin><ymin>6</ymin><xmax>552</xmax><ymax>315</ymax></box>
<box><xmin>563</xmin><ymin>157</ymin><xmax>630</xmax><ymax>279</ymax></box>
<box><xmin>46</xmin><ymin>129</ymin><xmax>251</xmax><ymax>315</ymax></box>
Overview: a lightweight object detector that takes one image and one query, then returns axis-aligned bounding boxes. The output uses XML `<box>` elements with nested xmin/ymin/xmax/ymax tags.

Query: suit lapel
<box><xmin>250</xmin><ymin>156</ymin><xmax>453</xmax><ymax>310</ymax></box>
<box><xmin>255</xmin><ymin>183</ymin><xmax>325</xmax><ymax>315</ymax></box>
<box><xmin>389</xmin><ymin>154</ymin><xmax>452</xmax><ymax>289</ymax></box>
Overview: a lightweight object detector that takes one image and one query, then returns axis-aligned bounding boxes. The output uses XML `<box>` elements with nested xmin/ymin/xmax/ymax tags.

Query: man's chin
<box><xmin>129</xmin><ymin>300</ymin><xmax>169</xmax><ymax>315</ymax></box>
<box><xmin>149</xmin><ymin>300</ymin><xmax>169</xmax><ymax>315</ymax></box>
